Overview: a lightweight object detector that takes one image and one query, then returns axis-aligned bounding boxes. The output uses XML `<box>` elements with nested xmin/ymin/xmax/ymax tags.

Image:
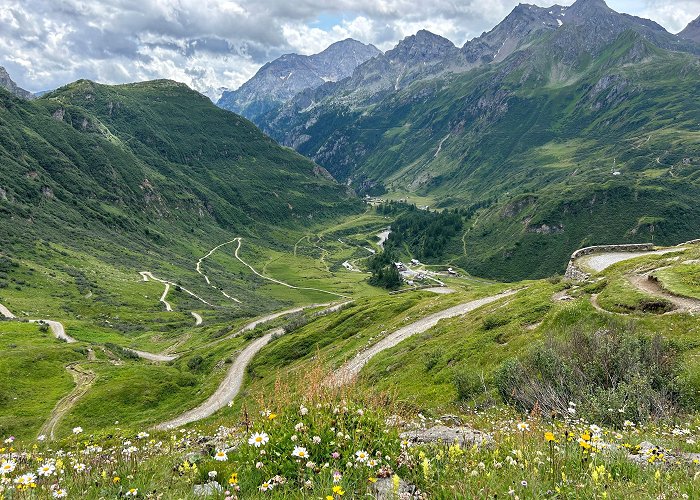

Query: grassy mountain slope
<box><xmin>0</xmin><ymin>79</ymin><xmax>372</xmax><ymax>437</ymax></box>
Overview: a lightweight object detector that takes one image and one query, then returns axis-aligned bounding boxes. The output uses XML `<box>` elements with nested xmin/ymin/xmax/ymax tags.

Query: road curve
<box><xmin>139</xmin><ymin>271</ymin><xmax>214</xmax><ymax>308</ymax></box>
<box><xmin>196</xmin><ymin>240</ymin><xmax>242</xmax><ymax>303</ymax></box>
<box><xmin>38</xmin><ymin>363</ymin><xmax>96</xmax><ymax>440</ymax></box>
<box><xmin>192</xmin><ymin>312</ymin><xmax>203</xmax><ymax>325</ymax></box>
<box><xmin>328</xmin><ymin>290</ymin><xmax>519</xmax><ymax>387</ymax></box>
<box><xmin>203</xmin><ymin>302</ymin><xmax>332</xmax><ymax>349</ymax></box>
<box><xmin>155</xmin><ymin>301</ymin><xmax>352</xmax><ymax>428</ymax></box>
<box><xmin>124</xmin><ymin>348</ymin><xmax>177</xmax><ymax>362</ymax></box>
<box><xmin>0</xmin><ymin>303</ymin><xmax>16</xmax><ymax>319</ymax></box>
<box><xmin>29</xmin><ymin>319</ymin><xmax>77</xmax><ymax>343</ymax></box>
<box><xmin>233</xmin><ymin>238</ymin><xmax>348</xmax><ymax>298</ymax></box>
<box><xmin>630</xmin><ymin>274</ymin><xmax>700</xmax><ymax>313</ymax></box>
<box><xmin>580</xmin><ymin>248</ymin><xmax>687</xmax><ymax>273</ymax></box>
<box><xmin>154</xmin><ymin>329</ymin><xmax>281</xmax><ymax>430</ymax></box>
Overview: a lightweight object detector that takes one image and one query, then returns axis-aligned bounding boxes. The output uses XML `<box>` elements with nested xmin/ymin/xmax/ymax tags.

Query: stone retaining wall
<box><xmin>570</xmin><ymin>243</ymin><xmax>654</xmax><ymax>261</ymax></box>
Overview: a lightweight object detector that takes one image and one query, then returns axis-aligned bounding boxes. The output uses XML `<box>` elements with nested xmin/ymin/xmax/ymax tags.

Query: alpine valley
<box><xmin>1</xmin><ymin>0</ymin><xmax>700</xmax><ymax>498</ymax></box>
<box><xmin>224</xmin><ymin>0</ymin><xmax>700</xmax><ymax>281</ymax></box>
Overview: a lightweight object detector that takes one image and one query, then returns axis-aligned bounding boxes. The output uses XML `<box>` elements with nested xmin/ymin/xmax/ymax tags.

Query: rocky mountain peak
<box><xmin>217</xmin><ymin>39</ymin><xmax>380</xmax><ymax>121</ymax></box>
<box><xmin>0</xmin><ymin>66</ymin><xmax>33</xmax><ymax>99</ymax></box>
<box><xmin>567</xmin><ymin>0</ymin><xmax>611</xmax><ymax>15</ymax></box>
<box><xmin>680</xmin><ymin>15</ymin><xmax>700</xmax><ymax>42</ymax></box>
<box><xmin>386</xmin><ymin>30</ymin><xmax>457</xmax><ymax>64</ymax></box>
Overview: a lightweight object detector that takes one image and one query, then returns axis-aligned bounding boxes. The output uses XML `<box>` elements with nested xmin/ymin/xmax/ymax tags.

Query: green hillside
<box><xmin>0</xmin><ymin>79</ymin><xmax>359</xmax><ymax>254</ymax></box>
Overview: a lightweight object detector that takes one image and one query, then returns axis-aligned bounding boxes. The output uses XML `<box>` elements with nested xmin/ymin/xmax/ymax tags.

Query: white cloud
<box><xmin>0</xmin><ymin>0</ymin><xmax>696</xmax><ymax>99</ymax></box>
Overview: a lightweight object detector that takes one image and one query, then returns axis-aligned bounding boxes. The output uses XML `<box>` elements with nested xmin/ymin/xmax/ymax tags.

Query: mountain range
<box><xmin>218</xmin><ymin>0</ymin><xmax>700</xmax><ymax>279</ymax></box>
<box><xmin>217</xmin><ymin>39</ymin><xmax>380</xmax><ymax>124</ymax></box>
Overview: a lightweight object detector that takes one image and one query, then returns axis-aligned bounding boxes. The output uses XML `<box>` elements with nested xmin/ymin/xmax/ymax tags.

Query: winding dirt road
<box><xmin>1</xmin><ymin>302</ymin><xmax>76</xmax><ymax>343</ymax></box>
<box><xmin>38</xmin><ymin>363</ymin><xmax>96</xmax><ymax>440</ymax></box>
<box><xmin>329</xmin><ymin>290</ymin><xmax>519</xmax><ymax>387</ymax></box>
<box><xmin>630</xmin><ymin>274</ymin><xmax>700</xmax><ymax>313</ymax></box>
<box><xmin>139</xmin><ymin>271</ymin><xmax>214</xmax><ymax>308</ymax></box>
<box><xmin>233</xmin><ymin>238</ymin><xmax>348</xmax><ymax>298</ymax></box>
<box><xmin>155</xmin><ymin>301</ymin><xmax>352</xmax><ymax>428</ymax></box>
<box><xmin>154</xmin><ymin>329</ymin><xmax>282</xmax><ymax>429</ymax></box>
<box><xmin>195</xmin><ymin>240</ymin><xmax>242</xmax><ymax>303</ymax></box>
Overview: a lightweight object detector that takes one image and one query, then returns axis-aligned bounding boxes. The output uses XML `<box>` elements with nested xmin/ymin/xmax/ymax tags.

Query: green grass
<box><xmin>0</xmin><ymin>321</ymin><xmax>84</xmax><ymax>439</ymax></box>
<box><xmin>654</xmin><ymin>263</ymin><xmax>700</xmax><ymax>300</ymax></box>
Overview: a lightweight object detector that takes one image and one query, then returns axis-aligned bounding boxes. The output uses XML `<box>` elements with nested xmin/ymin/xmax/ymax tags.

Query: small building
<box><xmin>411</xmin><ymin>259</ymin><xmax>420</xmax><ymax>266</ymax></box>
<box><xmin>447</xmin><ymin>267</ymin><xmax>457</xmax><ymax>275</ymax></box>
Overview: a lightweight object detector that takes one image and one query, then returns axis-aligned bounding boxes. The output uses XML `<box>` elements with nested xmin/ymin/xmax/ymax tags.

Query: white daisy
<box><xmin>37</xmin><ymin>463</ymin><xmax>56</xmax><ymax>476</ymax></box>
<box><xmin>355</xmin><ymin>450</ymin><xmax>369</xmax><ymax>463</ymax></box>
<box><xmin>248</xmin><ymin>432</ymin><xmax>269</xmax><ymax>448</ymax></box>
<box><xmin>1</xmin><ymin>460</ymin><xmax>17</xmax><ymax>474</ymax></box>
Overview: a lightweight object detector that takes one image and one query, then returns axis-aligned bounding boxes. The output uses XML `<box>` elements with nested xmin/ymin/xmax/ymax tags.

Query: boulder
<box><xmin>400</xmin><ymin>425</ymin><xmax>493</xmax><ymax>447</ymax></box>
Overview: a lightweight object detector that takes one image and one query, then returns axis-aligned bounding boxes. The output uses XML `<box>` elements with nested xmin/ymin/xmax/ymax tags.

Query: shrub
<box><xmin>424</xmin><ymin>349</ymin><xmax>442</xmax><ymax>371</ymax></box>
<box><xmin>496</xmin><ymin>324</ymin><xmax>681</xmax><ymax>426</ymax></box>
<box><xmin>187</xmin><ymin>355</ymin><xmax>204</xmax><ymax>372</ymax></box>
<box><xmin>454</xmin><ymin>370</ymin><xmax>484</xmax><ymax>401</ymax></box>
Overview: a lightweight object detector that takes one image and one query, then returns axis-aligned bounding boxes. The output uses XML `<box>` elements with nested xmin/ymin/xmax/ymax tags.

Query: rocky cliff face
<box><xmin>0</xmin><ymin>66</ymin><xmax>33</xmax><ymax>99</ymax></box>
<box><xmin>680</xmin><ymin>15</ymin><xmax>700</xmax><ymax>43</ymax></box>
<box><xmin>216</xmin><ymin>39</ymin><xmax>380</xmax><ymax>122</ymax></box>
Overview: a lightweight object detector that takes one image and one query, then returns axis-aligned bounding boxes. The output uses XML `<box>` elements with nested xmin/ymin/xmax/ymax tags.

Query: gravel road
<box><xmin>154</xmin><ymin>328</ymin><xmax>282</xmax><ymax>429</ymax></box>
<box><xmin>329</xmin><ymin>290</ymin><xmax>519</xmax><ymax>387</ymax></box>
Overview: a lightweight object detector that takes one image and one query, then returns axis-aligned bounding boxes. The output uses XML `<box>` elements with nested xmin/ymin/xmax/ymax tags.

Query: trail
<box><xmin>160</xmin><ymin>283</ymin><xmax>172</xmax><ymax>311</ymax></box>
<box><xmin>433</xmin><ymin>134</ymin><xmax>450</xmax><ymax>159</ymax></box>
<box><xmin>233</xmin><ymin>238</ymin><xmax>348</xmax><ymax>298</ymax></box>
<box><xmin>124</xmin><ymin>348</ymin><xmax>177</xmax><ymax>362</ymax></box>
<box><xmin>139</xmin><ymin>271</ymin><xmax>214</xmax><ymax>307</ymax></box>
<box><xmin>203</xmin><ymin>302</ymin><xmax>333</xmax><ymax>349</ymax></box>
<box><xmin>629</xmin><ymin>274</ymin><xmax>700</xmax><ymax>313</ymax></box>
<box><xmin>293</xmin><ymin>235</ymin><xmax>308</xmax><ymax>257</ymax></box>
<box><xmin>195</xmin><ymin>240</ymin><xmax>242</xmax><ymax>303</ymax></box>
<box><xmin>38</xmin><ymin>363</ymin><xmax>96</xmax><ymax>440</ymax></box>
<box><xmin>191</xmin><ymin>312</ymin><xmax>203</xmax><ymax>325</ymax></box>
<box><xmin>329</xmin><ymin>290</ymin><xmax>519</xmax><ymax>386</ymax></box>
<box><xmin>154</xmin><ymin>330</ymin><xmax>280</xmax><ymax>429</ymax></box>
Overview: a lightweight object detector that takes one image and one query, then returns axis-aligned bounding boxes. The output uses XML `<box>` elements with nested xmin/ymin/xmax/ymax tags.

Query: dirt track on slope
<box><xmin>328</xmin><ymin>290</ymin><xmax>519</xmax><ymax>387</ymax></box>
<box><xmin>38</xmin><ymin>363</ymin><xmax>96</xmax><ymax>440</ymax></box>
<box><xmin>233</xmin><ymin>238</ymin><xmax>348</xmax><ymax>299</ymax></box>
<box><xmin>154</xmin><ymin>329</ymin><xmax>281</xmax><ymax>429</ymax></box>
<box><xmin>629</xmin><ymin>274</ymin><xmax>700</xmax><ymax>313</ymax></box>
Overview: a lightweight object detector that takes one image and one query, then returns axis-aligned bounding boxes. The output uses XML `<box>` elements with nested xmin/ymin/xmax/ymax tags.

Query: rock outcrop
<box><xmin>0</xmin><ymin>66</ymin><xmax>33</xmax><ymax>99</ymax></box>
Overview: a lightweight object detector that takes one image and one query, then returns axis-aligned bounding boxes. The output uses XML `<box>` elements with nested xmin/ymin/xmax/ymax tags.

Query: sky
<box><xmin>0</xmin><ymin>0</ymin><xmax>698</xmax><ymax>99</ymax></box>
